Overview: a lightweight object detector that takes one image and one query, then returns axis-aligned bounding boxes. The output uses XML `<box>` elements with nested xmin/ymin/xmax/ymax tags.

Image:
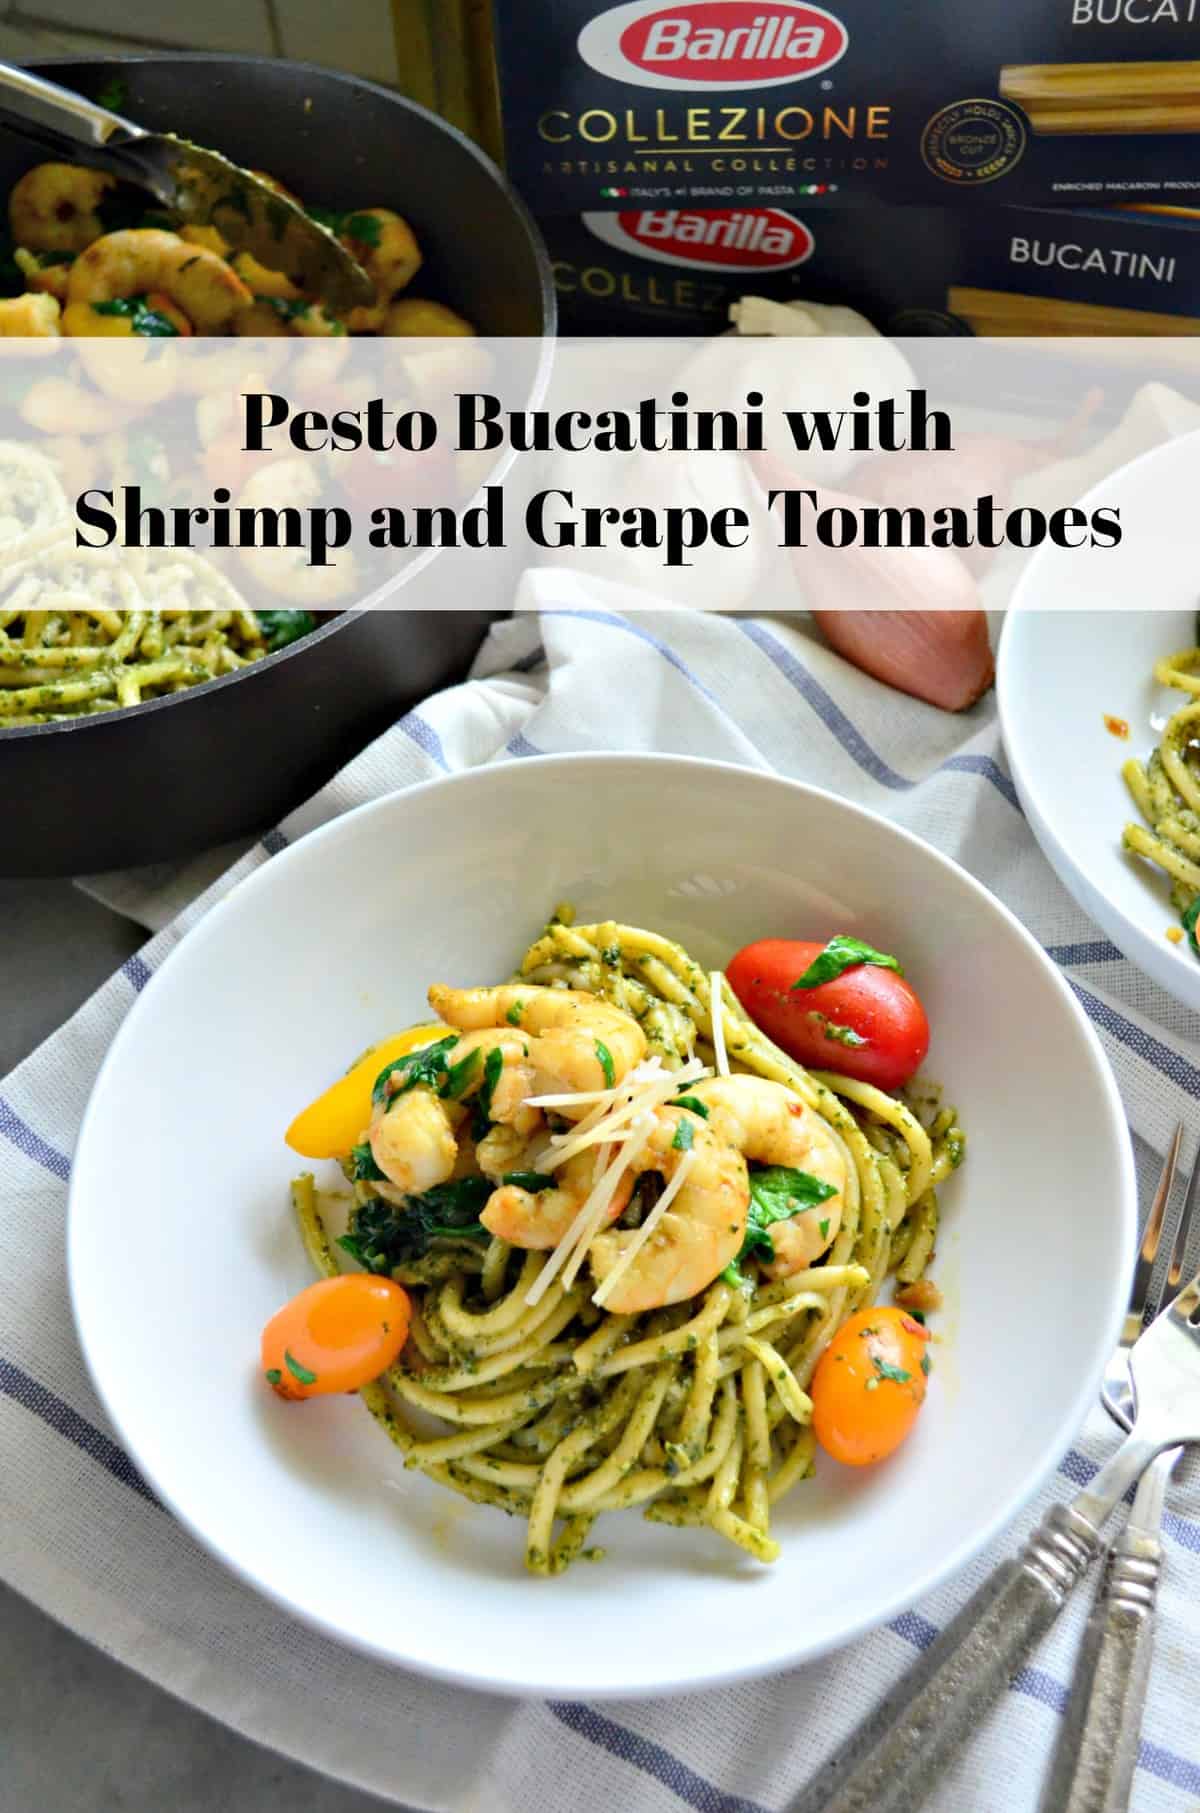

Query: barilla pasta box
<box><xmin>491</xmin><ymin>0</ymin><xmax>1200</xmax><ymax>212</ymax></box>
<box><xmin>543</xmin><ymin>201</ymin><xmax>1200</xmax><ymax>334</ymax></box>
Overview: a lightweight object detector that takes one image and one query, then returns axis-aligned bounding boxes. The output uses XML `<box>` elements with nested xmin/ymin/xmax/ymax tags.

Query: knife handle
<box><xmin>1040</xmin><ymin>1452</ymin><xmax>1171</xmax><ymax>1813</ymax></box>
<box><xmin>788</xmin><ymin>1503</ymin><xmax>1102</xmax><ymax>1813</ymax></box>
<box><xmin>0</xmin><ymin>58</ymin><xmax>141</xmax><ymax>150</ymax></box>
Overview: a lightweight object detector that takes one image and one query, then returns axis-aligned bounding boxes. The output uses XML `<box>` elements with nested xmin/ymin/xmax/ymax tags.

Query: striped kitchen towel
<box><xmin>3</xmin><ymin>584</ymin><xmax>1198</xmax><ymax>1813</ymax></box>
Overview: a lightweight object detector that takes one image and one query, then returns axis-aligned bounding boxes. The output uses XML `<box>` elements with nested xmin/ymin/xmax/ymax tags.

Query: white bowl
<box><xmin>68</xmin><ymin>753</ymin><xmax>1135</xmax><ymax>1698</ymax></box>
<box><xmin>999</xmin><ymin>437</ymin><xmax>1200</xmax><ymax>1013</ymax></box>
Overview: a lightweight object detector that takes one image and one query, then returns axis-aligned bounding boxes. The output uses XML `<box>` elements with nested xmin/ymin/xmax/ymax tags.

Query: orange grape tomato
<box><xmin>811</xmin><ymin>1305</ymin><xmax>931</xmax><ymax>1467</ymax></box>
<box><xmin>261</xmin><ymin>1275</ymin><xmax>410</xmax><ymax>1399</ymax></box>
<box><xmin>285</xmin><ymin>1023</ymin><xmax>447</xmax><ymax>1158</ymax></box>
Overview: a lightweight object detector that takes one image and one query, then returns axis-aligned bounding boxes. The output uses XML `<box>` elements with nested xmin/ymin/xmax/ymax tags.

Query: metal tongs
<box><xmin>0</xmin><ymin>60</ymin><xmax>374</xmax><ymax>312</ymax></box>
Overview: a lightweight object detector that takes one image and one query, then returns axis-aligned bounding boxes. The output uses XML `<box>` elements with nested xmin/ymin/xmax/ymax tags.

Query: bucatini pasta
<box><xmin>270</xmin><ymin>911</ymin><xmax>964</xmax><ymax>1574</ymax></box>
<box><xmin>999</xmin><ymin>62</ymin><xmax>1200</xmax><ymax>136</ymax></box>
<box><xmin>947</xmin><ymin>286</ymin><xmax>1200</xmax><ymax>339</ymax></box>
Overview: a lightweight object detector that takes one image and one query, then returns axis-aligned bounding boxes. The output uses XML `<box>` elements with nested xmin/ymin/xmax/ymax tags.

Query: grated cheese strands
<box><xmin>523</xmin><ymin>1054</ymin><xmax>704</xmax><ymax>1112</ymax></box>
<box><xmin>532</xmin><ymin>1056</ymin><xmax>711</xmax><ymax>1173</ymax></box>
<box><xmin>592</xmin><ymin>1148</ymin><xmax>697</xmax><ymax>1310</ymax></box>
<box><xmin>561</xmin><ymin>1113</ymin><xmax>659</xmax><ymax>1291</ymax></box>
<box><xmin>709</xmin><ymin>971</ymin><xmax>731</xmax><ymax>1078</ymax></box>
<box><xmin>523</xmin><ymin>1120</ymin><xmax>654</xmax><ymax>1308</ymax></box>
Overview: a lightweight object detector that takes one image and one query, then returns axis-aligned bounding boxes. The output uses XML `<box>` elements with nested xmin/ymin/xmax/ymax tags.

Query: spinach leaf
<box><xmin>471</xmin><ymin>1045</ymin><xmax>505</xmax><ymax>1137</ymax></box>
<box><xmin>721</xmin><ymin>1166</ymin><xmax>838</xmax><ymax>1284</ymax></box>
<box><xmin>349</xmin><ymin>1140</ymin><xmax>385</xmax><ymax>1183</ymax></box>
<box><xmin>371</xmin><ymin>1034</ymin><xmax>459</xmax><ymax>1106</ymax></box>
<box><xmin>502</xmin><ymin>1171</ymin><xmax>555</xmax><ymax>1191</ymax></box>
<box><xmin>337</xmin><ymin>1177</ymin><xmax>492</xmax><ymax>1270</ymax></box>
<box><xmin>442</xmin><ymin>1045</ymin><xmax>482</xmax><ymax>1101</ymax></box>
<box><xmin>254</xmin><ymin>608</ymin><xmax>316</xmax><ymax>651</ymax></box>
<box><xmin>790</xmin><ymin>935</ymin><xmax>902</xmax><ymax>990</ymax></box>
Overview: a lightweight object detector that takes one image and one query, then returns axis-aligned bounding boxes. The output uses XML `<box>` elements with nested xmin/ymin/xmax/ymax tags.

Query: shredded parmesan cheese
<box><xmin>524</xmin><ymin>1117</ymin><xmax>655</xmax><ymax>1307</ymax></box>
<box><xmin>519</xmin><ymin>1054</ymin><xmax>713</xmax><ymax>1307</ymax></box>
<box><xmin>591</xmin><ymin>1148</ymin><xmax>697</xmax><ymax>1309</ymax></box>
<box><xmin>709</xmin><ymin>971</ymin><xmax>731</xmax><ymax>1078</ymax></box>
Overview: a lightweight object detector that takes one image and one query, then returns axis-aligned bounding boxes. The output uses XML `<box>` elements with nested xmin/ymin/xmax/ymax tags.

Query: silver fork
<box><xmin>788</xmin><ymin>1259</ymin><xmax>1200</xmax><ymax>1813</ymax></box>
<box><xmin>1041</xmin><ymin>1124</ymin><xmax>1200</xmax><ymax>1813</ymax></box>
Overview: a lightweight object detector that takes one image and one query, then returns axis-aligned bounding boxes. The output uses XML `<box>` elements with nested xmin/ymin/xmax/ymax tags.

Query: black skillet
<box><xmin>1</xmin><ymin>54</ymin><xmax>554</xmax><ymax>878</ymax></box>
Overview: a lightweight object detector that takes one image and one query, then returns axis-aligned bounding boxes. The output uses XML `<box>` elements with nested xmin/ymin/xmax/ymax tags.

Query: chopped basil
<box><xmin>252</xmin><ymin>295</ymin><xmax>311</xmax><ymax>323</ymax></box>
<box><xmin>920</xmin><ymin>1352</ymin><xmax>932</xmax><ymax>1376</ymax></box>
<box><xmin>284</xmin><ymin>1350</ymin><xmax>317</xmax><ymax>1386</ymax></box>
<box><xmin>595</xmin><ymin>1040</ymin><xmax>615</xmax><ymax>1088</ymax></box>
<box><xmin>349</xmin><ymin>1140</ymin><xmax>385</xmax><ymax>1183</ymax></box>
<box><xmin>1182</xmin><ymin>896</ymin><xmax>1200</xmax><ymax>960</ymax></box>
<box><xmin>341</xmin><ymin>210</ymin><xmax>383</xmax><ymax>247</ymax></box>
<box><xmin>264</xmin><ymin>1367</ymin><xmax>282</xmax><ymax>1386</ymax></box>
<box><xmin>371</xmin><ymin>1035</ymin><xmax>459</xmax><ymax>1107</ymax></box>
<box><xmin>819</xmin><ymin>1217</ymin><xmax>830</xmax><ymax>1239</ymax></box>
<box><xmin>306</xmin><ymin>203</ymin><xmax>342</xmax><ymax>232</ymax></box>
<box><xmin>790</xmin><ymin>935</ymin><xmax>903</xmax><ymax>990</ymax></box>
<box><xmin>668</xmin><ymin>1095</ymin><xmax>709</xmax><ymax>1118</ymax></box>
<box><xmin>672</xmin><ymin>1117</ymin><xmax>694</xmax><ymax>1152</ymax></box>
<box><xmin>872</xmin><ymin>1356</ymin><xmax>912</xmax><ymax>1384</ymax></box>
<box><xmin>91</xmin><ymin>294</ymin><xmax>178</xmax><ymax>336</ymax></box>
<box><xmin>505</xmin><ymin>1000</ymin><xmax>524</xmax><ymax>1026</ymax></box>
<box><xmin>807</xmin><ymin>1009</ymin><xmax>867</xmax><ymax>1048</ymax></box>
<box><xmin>502</xmin><ymin>1171</ymin><xmax>555</xmax><ymax>1191</ymax></box>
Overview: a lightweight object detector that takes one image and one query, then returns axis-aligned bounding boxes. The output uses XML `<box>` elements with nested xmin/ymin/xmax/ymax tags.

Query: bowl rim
<box><xmin>67</xmin><ymin>750</ymin><xmax>1138</xmax><ymax>1697</ymax></box>
<box><xmin>1</xmin><ymin>49</ymin><xmax>555</xmax><ymax>746</ymax></box>
<box><xmin>995</xmin><ymin>432</ymin><xmax>1200</xmax><ymax>1010</ymax></box>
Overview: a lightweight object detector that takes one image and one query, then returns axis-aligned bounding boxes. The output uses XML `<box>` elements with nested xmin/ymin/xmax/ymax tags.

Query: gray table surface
<box><xmin>0</xmin><ymin>879</ymin><xmax>394</xmax><ymax>1813</ymax></box>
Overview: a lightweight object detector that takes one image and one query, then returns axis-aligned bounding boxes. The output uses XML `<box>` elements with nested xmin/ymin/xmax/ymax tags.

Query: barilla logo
<box><xmin>578</xmin><ymin>0</ymin><xmax>849</xmax><ymax>91</ymax></box>
<box><xmin>583</xmin><ymin>208</ymin><xmax>815</xmax><ymax>271</ymax></box>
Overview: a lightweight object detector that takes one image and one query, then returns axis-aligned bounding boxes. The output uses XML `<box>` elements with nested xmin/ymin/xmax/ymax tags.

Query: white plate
<box><xmin>68</xmin><ymin>754</ymin><xmax>1135</xmax><ymax>1699</ymax></box>
<box><xmin>999</xmin><ymin>438</ymin><xmax>1200</xmax><ymax>1014</ymax></box>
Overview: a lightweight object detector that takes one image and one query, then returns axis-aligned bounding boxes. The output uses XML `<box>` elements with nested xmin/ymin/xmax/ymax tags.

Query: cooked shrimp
<box><xmin>341</xmin><ymin>207</ymin><xmax>421</xmax><ymax>332</ymax></box>
<box><xmin>691</xmin><ymin>1074</ymin><xmax>847</xmax><ymax>1274</ymax></box>
<box><xmin>383</xmin><ymin>298</ymin><xmax>474</xmax><ymax>337</ymax></box>
<box><xmin>481</xmin><ymin>1150</ymin><xmax>631</xmax><ymax>1248</ymax></box>
<box><xmin>368</xmin><ymin>1031</ymin><xmax>538</xmax><ymax>1196</ymax></box>
<box><xmin>67</xmin><ymin>229</ymin><xmax>252</xmax><ymax>332</ymax></box>
<box><xmin>428</xmin><ymin>983</ymin><xmax>647</xmax><ymax>1101</ymax></box>
<box><xmin>369</xmin><ymin>1086</ymin><xmax>458</xmax><ymax>1197</ymax></box>
<box><xmin>0</xmin><ymin>293</ymin><xmax>60</xmax><ymax>336</ymax></box>
<box><xmin>588</xmin><ymin>1109</ymin><xmax>749</xmax><ymax>1312</ymax></box>
<box><xmin>13</xmin><ymin>248</ymin><xmax>71</xmax><ymax>302</ymax></box>
<box><xmin>9</xmin><ymin>162</ymin><xmax>114</xmax><ymax>254</ymax></box>
<box><xmin>235</xmin><ymin>457</ymin><xmax>358</xmax><ymax>603</ymax></box>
